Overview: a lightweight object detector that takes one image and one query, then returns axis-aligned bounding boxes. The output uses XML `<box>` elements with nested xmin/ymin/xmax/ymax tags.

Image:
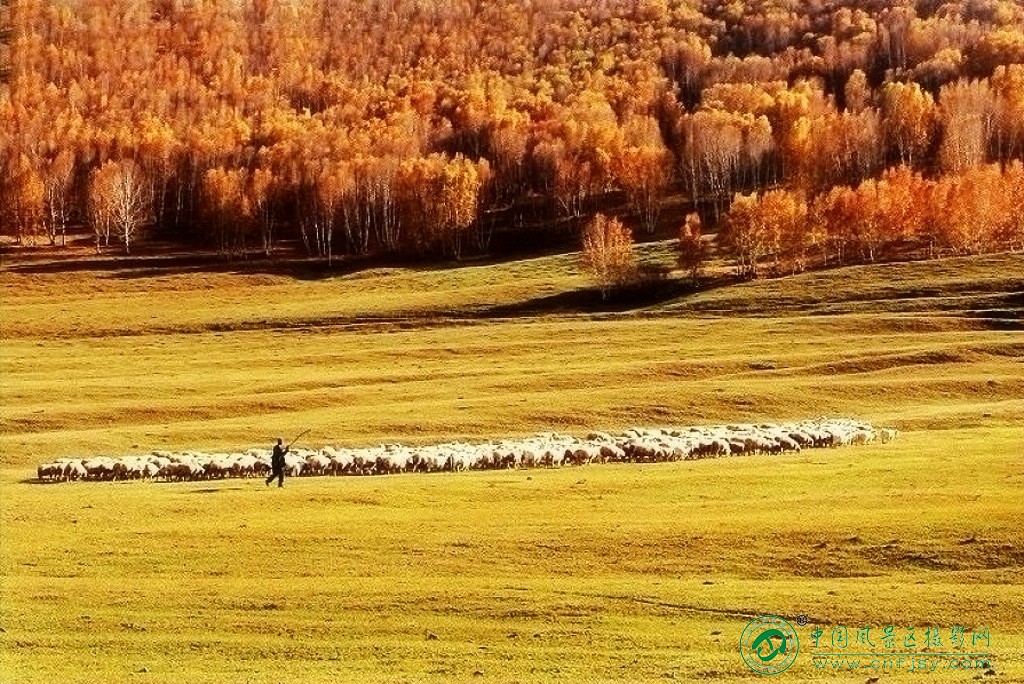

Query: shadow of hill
<box><xmin>3</xmin><ymin>250</ymin><xmax>559</xmax><ymax>282</ymax></box>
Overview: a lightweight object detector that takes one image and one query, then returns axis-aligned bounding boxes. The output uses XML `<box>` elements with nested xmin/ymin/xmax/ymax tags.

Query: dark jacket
<box><xmin>271</xmin><ymin>444</ymin><xmax>289</xmax><ymax>470</ymax></box>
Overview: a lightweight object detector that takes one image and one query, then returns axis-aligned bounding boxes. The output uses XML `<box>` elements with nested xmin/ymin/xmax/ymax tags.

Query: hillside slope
<box><xmin>1</xmin><ymin>252</ymin><xmax>1021</xmax><ymax>466</ymax></box>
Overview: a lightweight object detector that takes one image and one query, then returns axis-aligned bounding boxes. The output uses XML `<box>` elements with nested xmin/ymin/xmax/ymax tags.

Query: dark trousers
<box><xmin>266</xmin><ymin>467</ymin><xmax>284</xmax><ymax>487</ymax></box>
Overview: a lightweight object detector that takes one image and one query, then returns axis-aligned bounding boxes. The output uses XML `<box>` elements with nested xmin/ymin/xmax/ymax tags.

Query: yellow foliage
<box><xmin>581</xmin><ymin>213</ymin><xmax>637</xmax><ymax>295</ymax></box>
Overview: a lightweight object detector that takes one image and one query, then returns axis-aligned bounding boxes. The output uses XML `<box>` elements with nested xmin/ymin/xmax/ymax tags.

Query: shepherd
<box><xmin>265</xmin><ymin>429</ymin><xmax>310</xmax><ymax>488</ymax></box>
<box><xmin>265</xmin><ymin>438</ymin><xmax>289</xmax><ymax>488</ymax></box>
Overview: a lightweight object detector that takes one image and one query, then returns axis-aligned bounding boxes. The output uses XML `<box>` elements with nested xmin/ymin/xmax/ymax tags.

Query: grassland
<box><xmin>1</xmin><ymin>247</ymin><xmax>1022</xmax><ymax>682</ymax></box>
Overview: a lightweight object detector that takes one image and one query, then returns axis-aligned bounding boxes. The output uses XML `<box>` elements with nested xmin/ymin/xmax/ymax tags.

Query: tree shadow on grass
<box><xmin>481</xmin><ymin>274</ymin><xmax>736</xmax><ymax>317</ymax></box>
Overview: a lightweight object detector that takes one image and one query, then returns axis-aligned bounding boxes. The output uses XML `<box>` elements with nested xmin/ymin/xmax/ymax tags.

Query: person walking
<box><xmin>265</xmin><ymin>438</ymin><xmax>289</xmax><ymax>488</ymax></box>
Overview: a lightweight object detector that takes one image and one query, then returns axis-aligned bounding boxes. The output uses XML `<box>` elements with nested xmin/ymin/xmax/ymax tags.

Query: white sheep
<box><xmin>40</xmin><ymin>418</ymin><xmax>897</xmax><ymax>483</ymax></box>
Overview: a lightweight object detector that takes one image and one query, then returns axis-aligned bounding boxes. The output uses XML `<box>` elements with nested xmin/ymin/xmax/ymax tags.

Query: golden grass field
<box><xmin>1</xmin><ymin>247</ymin><xmax>1022</xmax><ymax>682</ymax></box>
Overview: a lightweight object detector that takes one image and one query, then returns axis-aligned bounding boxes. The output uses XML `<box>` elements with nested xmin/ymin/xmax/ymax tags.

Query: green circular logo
<box><xmin>740</xmin><ymin>615</ymin><xmax>800</xmax><ymax>675</ymax></box>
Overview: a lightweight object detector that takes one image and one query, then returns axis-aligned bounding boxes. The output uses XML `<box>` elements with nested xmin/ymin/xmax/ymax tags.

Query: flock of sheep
<box><xmin>36</xmin><ymin>418</ymin><xmax>896</xmax><ymax>483</ymax></box>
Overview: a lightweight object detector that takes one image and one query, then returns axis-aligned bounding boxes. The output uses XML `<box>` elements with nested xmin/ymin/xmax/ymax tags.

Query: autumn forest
<box><xmin>1</xmin><ymin>0</ymin><xmax>1023</xmax><ymax>274</ymax></box>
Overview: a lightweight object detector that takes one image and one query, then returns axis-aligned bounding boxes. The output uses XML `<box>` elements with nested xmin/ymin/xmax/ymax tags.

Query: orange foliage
<box><xmin>1</xmin><ymin>0</ymin><xmax>1022</xmax><ymax>266</ymax></box>
<box><xmin>721</xmin><ymin>189</ymin><xmax>807</xmax><ymax>277</ymax></box>
<box><xmin>0</xmin><ymin>154</ymin><xmax>45</xmax><ymax>244</ymax></box>
<box><xmin>727</xmin><ymin>163</ymin><xmax>1021</xmax><ymax>271</ymax></box>
<box><xmin>677</xmin><ymin>212</ymin><xmax>705</xmax><ymax>280</ymax></box>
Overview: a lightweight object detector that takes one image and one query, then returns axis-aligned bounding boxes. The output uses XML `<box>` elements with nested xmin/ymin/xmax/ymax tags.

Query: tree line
<box><xmin>1</xmin><ymin>0</ymin><xmax>1023</xmax><ymax>271</ymax></box>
